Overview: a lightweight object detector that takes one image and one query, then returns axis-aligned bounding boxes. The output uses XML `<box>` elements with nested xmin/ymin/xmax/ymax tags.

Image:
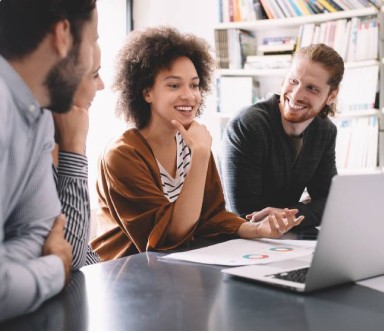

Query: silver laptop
<box><xmin>222</xmin><ymin>173</ymin><xmax>384</xmax><ymax>292</ymax></box>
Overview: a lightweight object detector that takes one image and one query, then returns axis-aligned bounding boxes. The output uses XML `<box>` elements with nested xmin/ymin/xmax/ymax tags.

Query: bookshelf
<box><xmin>214</xmin><ymin>1</ymin><xmax>383</xmax><ymax>171</ymax></box>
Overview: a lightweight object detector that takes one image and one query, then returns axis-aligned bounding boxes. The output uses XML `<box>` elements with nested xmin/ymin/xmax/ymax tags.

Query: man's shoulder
<box><xmin>312</xmin><ymin>116</ymin><xmax>337</xmax><ymax>133</ymax></box>
<box><xmin>229</xmin><ymin>96</ymin><xmax>278</xmax><ymax>131</ymax></box>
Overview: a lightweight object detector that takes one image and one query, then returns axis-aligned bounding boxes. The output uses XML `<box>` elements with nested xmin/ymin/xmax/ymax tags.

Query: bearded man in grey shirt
<box><xmin>220</xmin><ymin>44</ymin><xmax>344</xmax><ymax>229</ymax></box>
<box><xmin>0</xmin><ymin>0</ymin><xmax>98</xmax><ymax>321</ymax></box>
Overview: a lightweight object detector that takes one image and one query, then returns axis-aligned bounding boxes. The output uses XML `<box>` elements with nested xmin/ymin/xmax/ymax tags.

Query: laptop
<box><xmin>222</xmin><ymin>172</ymin><xmax>384</xmax><ymax>292</ymax></box>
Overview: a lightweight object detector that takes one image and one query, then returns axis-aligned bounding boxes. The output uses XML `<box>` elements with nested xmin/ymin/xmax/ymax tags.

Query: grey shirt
<box><xmin>0</xmin><ymin>55</ymin><xmax>64</xmax><ymax>321</ymax></box>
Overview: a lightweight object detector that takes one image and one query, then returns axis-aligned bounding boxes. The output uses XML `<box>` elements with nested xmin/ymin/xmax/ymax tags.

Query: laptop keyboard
<box><xmin>269</xmin><ymin>267</ymin><xmax>309</xmax><ymax>283</ymax></box>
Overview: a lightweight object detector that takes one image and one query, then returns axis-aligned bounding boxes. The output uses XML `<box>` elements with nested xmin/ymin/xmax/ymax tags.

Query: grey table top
<box><xmin>2</xmin><ymin>234</ymin><xmax>384</xmax><ymax>330</ymax></box>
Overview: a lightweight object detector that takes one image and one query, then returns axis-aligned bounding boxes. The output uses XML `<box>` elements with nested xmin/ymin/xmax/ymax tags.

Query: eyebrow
<box><xmin>163</xmin><ymin>75</ymin><xmax>199</xmax><ymax>81</ymax></box>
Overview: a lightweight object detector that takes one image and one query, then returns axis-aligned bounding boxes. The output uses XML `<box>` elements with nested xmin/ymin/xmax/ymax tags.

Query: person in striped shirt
<box><xmin>91</xmin><ymin>26</ymin><xmax>304</xmax><ymax>261</ymax></box>
<box><xmin>52</xmin><ymin>44</ymin><xmax>104</xmax><ymax>269</ymax></box>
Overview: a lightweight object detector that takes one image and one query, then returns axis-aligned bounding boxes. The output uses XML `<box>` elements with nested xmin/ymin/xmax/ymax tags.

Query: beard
<box><xmin>280</xmin><ymin>96</ymin><xmax>320</xmax><ymax>124</ymax></box>
<box><xmin>44</xmin><ymin>44</ymin><xmax>86</xmax><ymax>114</ymax></box>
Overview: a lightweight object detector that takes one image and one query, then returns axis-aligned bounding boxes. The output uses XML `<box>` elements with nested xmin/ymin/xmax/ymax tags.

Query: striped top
<box><xmin>53</xmin><ymin>152</ymin><xmax>100</xmax><ymax>268</ymax></box>
<box><xmin>157</xmin><ymin>132</ymin><xmax>191</xmax><ymax>202</ymax></box>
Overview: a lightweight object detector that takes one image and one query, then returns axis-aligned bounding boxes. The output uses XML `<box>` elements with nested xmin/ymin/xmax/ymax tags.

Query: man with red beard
<box><xmin>220</xmin><ymin>44</ymin><xmax>344</xmax><ymax>230</ymax></box>
<box><xmin>0</xmin><ymin>0</ymin><xmax>98</xmax><ymax>321</ymax></box>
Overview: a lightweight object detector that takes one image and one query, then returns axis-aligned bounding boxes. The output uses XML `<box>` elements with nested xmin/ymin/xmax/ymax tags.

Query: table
<box><xmin>1</xmin><ymin>234</ymin><xmax>384</xmax><ymax>330</ymax></box>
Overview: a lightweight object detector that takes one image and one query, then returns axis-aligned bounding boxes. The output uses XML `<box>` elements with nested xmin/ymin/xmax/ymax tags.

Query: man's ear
<box><xmin>52</xmin><ymin>20</ymin><xmax>72</xmax><ymax>58</ymax></box>
<box><xmin>327</xmin><ymin>88</ymin><xmax>339</xmax><ymax>105</ymax></box>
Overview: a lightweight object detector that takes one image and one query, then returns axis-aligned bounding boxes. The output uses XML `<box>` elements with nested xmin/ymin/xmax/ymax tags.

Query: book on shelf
<box><xmin>259</xmin><ymin>0</ymin><xmax>276</xmax><ymax>19</ymax></box>
<box><xmin>296</xmin><ymin>16</ymin><xmax>378</xmax><ymax>61</ymax></box>
<box><xmin>288</xmin><ymin>0</ymin><xmax>304</xmax><ymax>16</ymax></box>
<box><xmin>214</xmin><ymin>28</ymin><xmax>257</xmax><ymax>69</ymax></box>
<box><xmin>276</xmin><ymin>0</ymin><xmax>295</xmax><ymax>17</ymax></box>
<box><xmin>367</xmin><ymin>0</ymin><xmax>384</xmax><ymax>8</ymax></box>
<box><xmin>334</xmin><ymin>116</ymin><xmax>378</xmax><ymax>169</ymax></box>
<box><xmin>253</xmin><ymin>1</ymin><xmax>268</xmax><ymax>19</ymax></box>
<box><xmin>257</xmin><ymin>36</ymin><xmax>297</xmax><ymax>55</ymax></box>
<box><xmin>317</xmin><ymin>0</ymin><xmax>338</xmax><ymax>12</ymax></box>
<box><xmin>296</xmin><ymin>0</ymin><xmax>312</xmax><ymax>15</ymax></box>
<box><xmin>346</xmin><ymin>16</ymin><xmax>378</xmax><ymax>62</ymax></box>
<box><xmin>217</xmin><ymin>76</ymin><xmax>254</xmax><ymax>116</ymax></box>
<box><xmin>337</xmin><ymin>64</ymin><xmax>379</xmax><ymax>113</ymax></box>
<box><xmin>244</xmin><ymin>54</ymin><xmax>292</xmax><ymax>69</ymax></box>
<box><xmin>220</xmin><ymin>0</ymin><xmax>265</xmax><ymax>22</ymax></box>
<box><xmin>307</xmin><ymin>0</ymin><xmax>329</xmax><ymax>13</ymax></box>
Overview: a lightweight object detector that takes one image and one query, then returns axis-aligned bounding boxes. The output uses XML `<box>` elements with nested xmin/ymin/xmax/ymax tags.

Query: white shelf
<box><xmin>344</xmin><ymin>59</ymin><xmax>380</xmax><ymax>68</ymax></box>
<box><xmin>217</xmin><ymin>68</ymin><xmax>288</xmax><ymax>77</ymax></box>
<box><xmin>333</xmin><ymin>109</ymin><xmax>381</xmax><ymax>119</ymax></box>
<box><xmin>215</xmin><ymin>8</ymin><xmax>377</xmax><ymax>30</ymax></box>
<box><xmin>217</xmin><ymin>60</ymin><xmax>380</xmax><ymax>77</ymax></box>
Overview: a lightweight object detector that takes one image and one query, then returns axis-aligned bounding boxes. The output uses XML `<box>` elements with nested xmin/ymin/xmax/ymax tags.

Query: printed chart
<box><xmin>161</xmin><ymin>239</ymin><xmax>316</xmax><ymax>266</ymax></box>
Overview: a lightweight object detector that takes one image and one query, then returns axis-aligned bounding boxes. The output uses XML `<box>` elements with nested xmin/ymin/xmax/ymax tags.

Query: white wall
<box><xmin>88</xmin><ymin>0</ymin><xmax>127</xmax><ymax>208</ymax></box>
<box><xmin>133</xmin><ymin>0</ymin><xmax>218</xmax><ymax>44</ymax></box>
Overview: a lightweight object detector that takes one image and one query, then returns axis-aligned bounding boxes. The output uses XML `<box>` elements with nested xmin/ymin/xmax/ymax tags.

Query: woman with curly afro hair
<box><xmin>91</xmin><ymin>26</ymin><xmax>303</xmax><ymax>260</ymax></box>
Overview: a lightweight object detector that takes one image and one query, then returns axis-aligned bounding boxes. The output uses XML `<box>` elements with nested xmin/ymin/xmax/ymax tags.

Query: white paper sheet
<box><xmin>160</xmin><ymin>239</ymin><xmax>316</xmax><ymax>266</ymax></box>
<box><xmin>357</xmin><ymin>275</ymin><xmax>384</xmax><ymax>293</ymax></box>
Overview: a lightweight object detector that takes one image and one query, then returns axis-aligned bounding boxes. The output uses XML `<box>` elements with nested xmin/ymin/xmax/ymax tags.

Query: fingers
<box><xmin>171</xmin><ymin>119</ymin><xmax>187</xmax><ymax>135</ymax></box>
<box><xmin>247</xmin><ymin>208</ymin><xmax>269</xmax><ymax>222</ymax></box>
<box><xmin>50</xmin><ymin>214</ymin><xmax>66</xmax><ymax>234</ymax></box>
<box><xmin>271</xmin><ymin>209</ymin><xmax>304</xmax><ymax>236</ymax></box>
<box><xmin>283</xmin><ymin>208</ymin><xmax>304</xmax><ymax>229</ymax></box>
<box><xmin>276</xmin><ymin>213</ymin><xmax>287</xmax><ymax>232</ymax></box>
<box><xmin>44</xmin><ymin>214</ymin><xmax>72</xmax><ymax>284</ymax></box>
<box><xmin>268</xmin><ymin>215</ymin><xmax>281</xmax><ymax>237</ymax></box>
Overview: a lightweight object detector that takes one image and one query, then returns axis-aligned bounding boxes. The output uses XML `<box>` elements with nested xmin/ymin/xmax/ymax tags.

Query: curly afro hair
<box><xmin>112</xmin><ymin>26</ymin><xmax>216</xmax><ymax>129</ymax></box>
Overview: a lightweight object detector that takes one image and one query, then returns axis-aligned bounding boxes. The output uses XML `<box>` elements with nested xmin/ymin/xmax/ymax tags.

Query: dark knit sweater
<box><xmin>220</xmin><ymin>94</ymin><xmax>337</xmax><ymax>228</ymax></box>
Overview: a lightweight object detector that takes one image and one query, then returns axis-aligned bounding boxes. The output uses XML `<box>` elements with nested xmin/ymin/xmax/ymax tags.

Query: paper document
<box><xmin>357</xmin><ymin>275</ymin><xmax>384</xmax><ymax>293</ymax></box>
<box><xmin>161</xmin><ymin>239</ymin><xmax>316</xmax><ymax>266</ymax></box>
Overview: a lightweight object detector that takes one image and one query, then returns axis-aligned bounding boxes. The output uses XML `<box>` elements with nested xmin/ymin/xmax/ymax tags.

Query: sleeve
<box><xmin>220</xmin><ymin>110</ymin><xmax>268</xmax><ymax>217</ymax></box>
<box><xmin>54</xmin><ymin>152</ymin><xmax>99</xmax><ymax>269</ymax></box>
<box><xmin>0</xmin><ymin>254</ymin><xmax>64</xmax><ymax>321</ymax></box>
<box><xmin>292</xmin><ymin>125</ymin><xmax>338</xmax><ymax>228</ymax></box>
<box><xmin>0</xmin><ymin>114</ymin><xmax>65</xmax><ymax>320</ymax></box>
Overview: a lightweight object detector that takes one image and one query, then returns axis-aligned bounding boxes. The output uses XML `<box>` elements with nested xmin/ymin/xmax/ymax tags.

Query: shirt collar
<box><xmin>0</xmin><ymin>55</ymin><xmax>43</xmax><ymax>124</ymax></box>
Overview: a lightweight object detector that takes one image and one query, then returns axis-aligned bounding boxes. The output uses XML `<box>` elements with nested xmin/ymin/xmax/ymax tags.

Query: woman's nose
<box><xmin>180</xmin><ymin>87</ymin><xmax>195</xmax><ymax>100</ymax></box>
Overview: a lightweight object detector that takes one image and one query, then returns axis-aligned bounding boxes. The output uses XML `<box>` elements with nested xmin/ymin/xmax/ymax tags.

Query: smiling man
<box><xmin>220</xmin><ymin>44</ymin><xmax>344</xmax><ymax>229</ymax></box>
